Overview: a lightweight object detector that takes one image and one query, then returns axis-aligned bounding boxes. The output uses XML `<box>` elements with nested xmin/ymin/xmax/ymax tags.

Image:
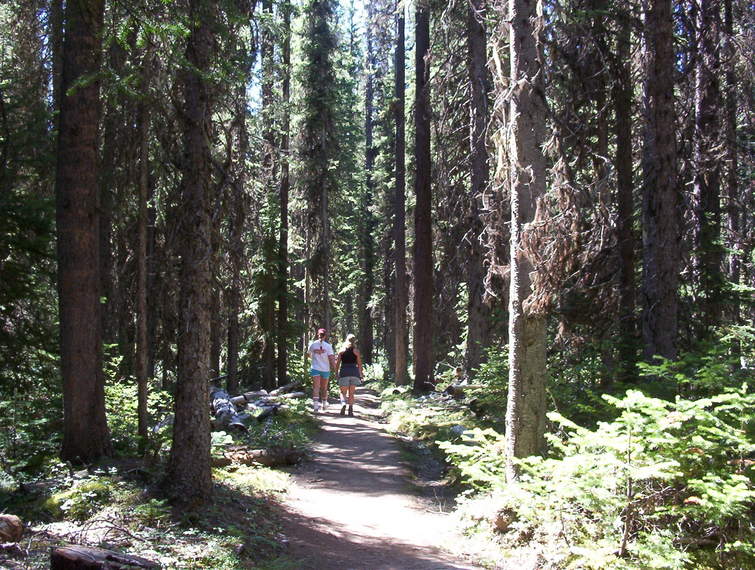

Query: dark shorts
<box><xmin>338</xmin><ymin>376</ymin><xmax>361</xmax><ymax>387</ymax></box>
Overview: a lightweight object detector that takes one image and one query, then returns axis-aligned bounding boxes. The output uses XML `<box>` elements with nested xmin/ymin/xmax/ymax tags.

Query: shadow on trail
<box><xmin>276</xmin><ymin>386</ymin><xmax>480</xmax><ymax>569</ymax></box>
<box><xmin>276</xmin><ymin>501</ymin><xmax>472</xmax><ymax>570</ymax></box>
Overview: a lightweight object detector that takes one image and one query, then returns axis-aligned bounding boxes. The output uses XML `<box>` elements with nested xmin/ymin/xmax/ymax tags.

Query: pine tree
<box><xmin>412</xmin><ymin>1</ymin><xmax>433</xmax><ymax>391</ymax></box>
<box><xmin>55</xmin><ymin>0</ymin><xmax>111</xmax><ymax>463</ymax></box>
<box><xmin>299</xmin><ymin>0</ymin><xmax>339</xmax><ymax>334</ymax></box>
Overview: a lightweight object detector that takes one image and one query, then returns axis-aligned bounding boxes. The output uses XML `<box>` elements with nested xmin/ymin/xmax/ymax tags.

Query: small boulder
<box><xmin>0</xmin><ymin>514</ymin><xmax>24</xmax><ymax>542</ymax></box>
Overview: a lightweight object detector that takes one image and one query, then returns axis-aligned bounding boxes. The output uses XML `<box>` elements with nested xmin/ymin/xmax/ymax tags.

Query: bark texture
<box><xmin>136</xmin><ymin>71</ymin><xmax>151</xmax><ymax>452</ymax></box>
<box><xmin>165</xmin><ymin>0</ymin><xmax>214</xmax><ymax>503</ymax></box>
<box><xmin>641</xmin><ymin>0</ymin><xmax>680</xmax><ymax>361</ymax></box>
<box><xmin>613</xmin><ymin>8</ymin><xmax>637</xmax><ymax>379</ymax></box>
<box><xmin>360</xmin><ymin>3</ymin><xmax>376</xmax><ymax>364</ymax></box>
<box><xmin>504</xmin><ymin>0</ymin><xmax>548</xmax><ymax>481</ymax></box>
<box><xmin>693</xmin><ymin>0</ymin><xmax>723</xmax><ymax>330</ymax></box>
<box><xmin>466</xmin><ymin>0</ymin><xmax>491</xmax><ymax>372</ymax></box>
<box><xmin>393</xmin><ymin>4</ymin><xmax>408</xmax><ymax>385</ymax></box>
<box><xmin>55</xmin><ymin>0</ymin><xmax>110</xmax><ymax>463</ymax></box>
<box><xmin>412</xmin><ymin>3</ymin><xmax>433</xmax><ymax>391</ymax></box>
<box><xmin>277</xmin><ymin>0</ymin><xmax>293</xmax><ymax>387</ymax></box>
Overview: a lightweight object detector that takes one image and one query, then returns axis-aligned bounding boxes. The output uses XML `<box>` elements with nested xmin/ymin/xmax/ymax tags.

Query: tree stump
<box><xmin>50</xmin><ymin>545</ymin><xmax>160</xmax><ymax>569</ymax></box>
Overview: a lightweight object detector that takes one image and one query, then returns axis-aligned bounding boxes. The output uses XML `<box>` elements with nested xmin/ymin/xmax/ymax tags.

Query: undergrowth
<box><xmin>381</xmin><ymin>331</ymin><xmax>755</xmax><ymax>569</ymax></box>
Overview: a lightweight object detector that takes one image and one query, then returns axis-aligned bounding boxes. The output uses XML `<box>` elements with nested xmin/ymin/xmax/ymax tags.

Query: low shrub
<box><xmin>445</xmin><ymin>387</ymin><xmax>755</xmax><ymax>569</ymax></box>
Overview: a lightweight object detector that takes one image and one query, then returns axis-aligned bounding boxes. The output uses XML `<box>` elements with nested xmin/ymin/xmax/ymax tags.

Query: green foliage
<box><xmin>45</xmin><ymin>476</ymin><xmax>117</xmax><ymax>521</ymax></box>
<box><xmin>241</xmin><ymin>401</ymin><xmax>315</xmax><ymax>450</ymax></box>
<box><xmin>132</xmin><ymin>498</ymin><xmax>171</xmax><ymax>526</ymax></box>
<box><xmin>638</xmin><ymin>326</ymin><xmax>755</xmax><ymax>396</ymax></box>
<box><xmin>438</xmin><ymin>428</ymin><xmax>507</xmax><ymax>490</ymax></box>
<box><xmin>448</xmin><ymin>388</ymin><xmax>754</xmax><ymax>569</ymax></box>
<box><xmin>384</xmin><ymin>395</ymin><xmax>473</xmax><ymax>444</ymax></box>
<box><xmin>104</xmin><ymin>380</ymin><xmax>173</xmax><ymax>456</ymax></box>
<box><xmin>466</xmin><ymin>346</ymin><xmax>509</xmax><ymax>421</ymax></box>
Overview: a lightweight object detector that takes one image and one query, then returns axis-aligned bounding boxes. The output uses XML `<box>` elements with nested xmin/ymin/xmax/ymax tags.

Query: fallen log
<box><xmin>248</xmin><ymin>403</ymin><xmax>283</xmax><ymax>422</ymax></box>
<box><xmin>211</xmin><ymin>386</ymin><xmax>236</xmax><ymax>427</ymax></box>
<box><xmin>212</xmin><ymin>446</ymin><xmax>305</xmax><ymax>468</ymax></box>
<box><xmin>273</xmin><ymin>391</ymin><xmax>306</xmax><ymax>400</ymax></box>
<box><xmin>269</xmin><ymin>380</ymin><xmax>302</xmax><ymax>396</ymax></box>
<box><xmin>50</xmin><ymin>545</ymin><xmax>159</xmax><ymax>569</ymax></box>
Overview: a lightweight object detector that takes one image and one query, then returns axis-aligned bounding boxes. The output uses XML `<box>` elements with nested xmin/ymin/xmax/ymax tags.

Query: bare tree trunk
<box><xmin>412</xmin><ymin>2</ymin><xmax>433</xmax><ymax>391</ymax></box>
<box><xmin>693</xmin><ymin>0</ymin><xmax>723</xmax><ymax>331</ymax></box>
<box><xmin>165</xmin><ymin>0</ymin><xmax>214</xmax><ymax>503</ymax></box>
<box><xmin>209</xmin><ymin>286</ymin><xmax>222</xmax><ymax>377</ymax></box>
<box><xmin>504</xmin><ymin>0</ymin><xmax>548</xmax><ymax>481</ymax></box>
<box><xmin>55</xmin><ymin>0</ymin><xmax>110</xmax><ymax>464</ymax></box>
<box><xmin>641</xmin><ymin>0</ymin><xmax>680</xmax><ymax>362</ymax></box>
<box><xmin>393</xmin><ymin>3</ymin><xmax>408</xmax><ymax>385</ymax></box>
<box><xmin>361</xmin><ymin>3</ymin><xmax>376</xmax><ymax>364</ymax></box>
<box><xmin>260</xmin><ymin>0</ymin><xmax>277</xmax><ymax>389</ymax></box>
<box><xmin>136</xmin><ymin>54</ymin><xmax>152</xmax><ymax>453</ymax></box>
<box><xmin>49</xmin><ymin>0</ymin><xmax>63</xmax><ymax>123</ymax></box>
<box><xmin>724</xmin><ymin>0</ymin><xmax>739</xmax><ymax>321</ymax></box>
<box><xmin>466</xmin><ymin>0</ymin><xmax>491</xmax><ymax>373</ymax></box>
<box><xmin>277</xmin><ymin>0</ymin><xmax>293</xmax><ymax>387</ymax></box>
<box><xmin>613</xmin><ymin>7</ymin><xmax>637</xmax><ymax>380</ymax></box>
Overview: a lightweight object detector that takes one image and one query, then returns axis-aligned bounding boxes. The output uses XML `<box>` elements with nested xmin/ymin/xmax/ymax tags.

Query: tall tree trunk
<box><xmin>301</xmin><ymin>0</ymin><xmax>337</xmax><ymax>334</ymax></box>
<box><xmin>55</xmin><ymin>0</ymin><xmax>110</xmax><ymax>463</ymax></box>
<box><xmin>165</xmin><ymin>0</ymin><xmax>215</xmax><ymax>503</ymax></box>
<box><xmin>693</xmin><ymin>0</ymin><xmax>723</xmax><ymax>331</ymax></box>
<box><xmin>724</xmin><ymin>0</ymin><xmax>739</xmax><ymax>320</ymax></box>
<box><xmin>613</xmin><ymin>9</ymin><xmax>637</xmax><ymax>381</ymax></box>
<box><xmin>49</xmin><ymin>0</ymin><xmax>63</xmax><ymax>124</ymax></box>
<box><xmin>466</xmin><ymin>0</ymin><xmax>491</xmax><ymax>373</ymax></box>
<box><xmin>136</xmin><ymin>55</ymin><xmax>152</xmax><ymax>454</ymax></box>
<box><xmin>360</xmin><ymin>4</ymin><xmax>376</xmax><ymax>364</ymax></box>
<box><xmin>393</xmin><ymin>2</ymin><xmax>408</xmax><ymax>385</ymax></box>
<box><xmin>641</xmin><ymin>0</ymin><xmax>680</xmax><ymax>362</ymax></box>
<box><xmin>260</xmin><ymin>0</ymin><xmax>277</xmax><ymax>389</ymax></box>
<box><xmin>210</xmin><ymin>284</ymin><xmax>222</xmax><ymax>377</ymax></box>
<box><xmin>412</xmin><ymin>2</ymin><xmax>433</xmax><ymax>391</ymax></box>
<box><xmin>277</xmin><ymin>0</ymin><xmax>293</xmax><ymax>387</ymax></box>
<box><xmin>227</xmin><ymin>84</ymin><xmax>248</xmax><ymax>396</ymax></box>
<box><xmin>504</xmin><ymin>0</ymin><xmax>548</xmax><ymax>481</ymax></box>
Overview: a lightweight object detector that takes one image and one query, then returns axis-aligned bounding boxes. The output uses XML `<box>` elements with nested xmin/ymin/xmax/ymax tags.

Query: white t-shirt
<box><xmin>307</xmin><ymin>340</ymin><xmax>334</xmax><ymax>372</ymax></box>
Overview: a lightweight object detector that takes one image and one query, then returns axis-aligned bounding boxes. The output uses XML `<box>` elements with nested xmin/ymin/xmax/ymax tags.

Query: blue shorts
<box><xmin>310</xmin><ymin>369</ymin><xmax>331</xmax><ymax>379</ymax></box>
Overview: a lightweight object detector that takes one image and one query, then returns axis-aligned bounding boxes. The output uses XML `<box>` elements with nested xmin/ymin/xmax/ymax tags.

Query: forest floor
<box><xmin>273</xmin><ymin>386</ymin><xmax>483</xmax><ymax>569</ymax></box>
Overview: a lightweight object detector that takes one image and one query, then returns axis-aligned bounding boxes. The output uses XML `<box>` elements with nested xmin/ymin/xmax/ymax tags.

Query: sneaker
<box><xmin>312</xmin><ymin>400</ymin><xmax>320</xmax><ymax>412</ymax></box>
<box><xmin>320</xmin><ymin>400</ymin><xmax>328</xmax><ymax>411</ymax></box>
<box><xmin>347</xmin><ymin>406</ymin><xmax>354</xmax><ymax>417</ymax></box>
<box><xmin>340</xmin><ymin>405</ymin><xmax>347</xmax><ymax>416</ymax></box>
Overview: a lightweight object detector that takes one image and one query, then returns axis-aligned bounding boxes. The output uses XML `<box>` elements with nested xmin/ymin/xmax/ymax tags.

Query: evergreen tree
<box><xmin>299</xmin><ymin>0</ymin><xmax>340</xmax><ymax>334</ymax></box>
<box><xmin>55</xmin><ymin>0</ymin><xmax>111</xmax><ymax>463</ymax></box>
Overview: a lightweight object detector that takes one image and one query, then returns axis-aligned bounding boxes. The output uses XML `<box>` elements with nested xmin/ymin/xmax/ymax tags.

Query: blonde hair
<box><xmin>340</xmin><ymin>334</ymin><xmax>357</xmax><ymax>352</ymax></box>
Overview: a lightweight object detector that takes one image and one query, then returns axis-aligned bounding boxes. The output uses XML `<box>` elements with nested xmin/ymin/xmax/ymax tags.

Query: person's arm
<box><xmin>328</xmin><ymin>350</ymin><xmax>336</xmax><ymax>372</ymax></box>
<box><xmin>355</xmin><ymin>350</ymin><xmax>363</xmax><ymax>379</ymax></box>
<box><xmin>334</xmin><ymin>353</ymin><xmax>341</xmax><ymax>376</ymax></box>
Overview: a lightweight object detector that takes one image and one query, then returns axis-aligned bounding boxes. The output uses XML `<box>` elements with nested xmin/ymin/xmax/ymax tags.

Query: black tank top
<box><xmin>341</xmin><ymin>347</ymin><xmax>357</xmax><ymax>364</ymax></box>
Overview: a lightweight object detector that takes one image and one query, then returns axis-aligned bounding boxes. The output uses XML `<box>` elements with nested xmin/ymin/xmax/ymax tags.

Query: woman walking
<box><xmin>306</xmin><ymin>328</ymin><xmax>335</xmax><ymax>412</ymax></box>
<box><xmin>334</xmin><ymin>334</ymin><xmax>363</xmax><ymax>416</ymax></box>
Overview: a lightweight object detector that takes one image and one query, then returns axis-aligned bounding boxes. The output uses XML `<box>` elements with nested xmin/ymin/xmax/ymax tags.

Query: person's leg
<box><xmin>347</xmin><ymin>382</ymin><xmax>356</xmax><ymax>415</ymax></box>
<box><xmin>319</xmin><ymin>372</ymin><xmax>329</xmax><ymax>408</ymax></box>
<box><xmin>311</xmin><ymin>374</ymin><xmax>322</xmax><ymax>411</ymax></box>
<box><xmin>339</xmin><ymin>385</ymin><xmax>348</xmax><ymax>415</ymax></box>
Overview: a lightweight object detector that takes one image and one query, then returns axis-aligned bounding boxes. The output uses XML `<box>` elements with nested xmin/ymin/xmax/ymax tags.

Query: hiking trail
<box><xmin>277</xmin><ymin>386</ymin><xmax>482</xmax><ymax>569</ymax></box>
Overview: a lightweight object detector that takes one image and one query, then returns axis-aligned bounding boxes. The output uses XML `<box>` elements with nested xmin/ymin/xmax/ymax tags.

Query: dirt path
<box><xmin>277</xmin><ymin>386</ymin><xmax>482</xmax><ymax>569</ymax></box>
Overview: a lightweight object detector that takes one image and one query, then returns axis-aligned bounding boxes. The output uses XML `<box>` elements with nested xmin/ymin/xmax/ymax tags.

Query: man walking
<box><xmin>306</xmin><ymin>328</ymin><xmax>335</xmax><ymax>412</ymax></box>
